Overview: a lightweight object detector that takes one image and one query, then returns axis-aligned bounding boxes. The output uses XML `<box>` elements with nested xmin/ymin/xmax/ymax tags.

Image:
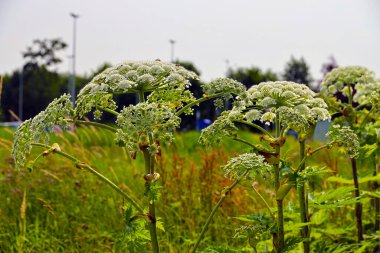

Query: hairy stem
<box><xmin>191</xmin><ymin>171</ymin><xmax>248</xmax><ymax>253</ymax></box>
<box><xmin>373</xmin><ymin>159</ymin><xmax>380</xmax><ymax>232</ymax></box>
<box><xmin>99</xmin><ymin>107</ymin><xmax>119</xmax><ymax>116</ymax></box>
<box><xmin>274</xmin><ymin>113</ymin><xmax>284</xmax><ymax>252</ymax></box>
<box><xmin>252</xmin><ymin>184</ymin><xmax>275</xmax><ymax>221</ymax></box>
<box><xmin>232</xmin><ymin>137</ymin><xmax>256</xmax><ymax>149</ymax></box>
<box><xmin>138</xmin><ymin>91</ymin><xmax>145</xmax><ymax>103</ymax></box>
<box><xmin>351</xmin><ymin>158</ymin><xmax>364</xmax><ymax>241</ymax></box>
<box><xmin>297</xmin><ymin>139</ymin><xmax>310</xmax><ymax>253</ymax></box>
<box><xmin>295</xmin><ymin>141</ymin><xmax>335</xmax><ymax>173</ymax></box>
<box><xmin>31</xmin><ymin>142</ymin><xmax>143</xmax><ymax>213</ymax></box>
<box><xmin>235</xmin><ymin>120</ymin><xmax>274</xmax><ymax>138</ymax></box>
<box><xmin>143</xmin><ymin>143</ymin><xmax>160</xmax><ymax>253</ymax></box>
<box><xmin>375</xmin><ymin>158</ymin><xmax>380</xmax><ymax>231</ymax></box>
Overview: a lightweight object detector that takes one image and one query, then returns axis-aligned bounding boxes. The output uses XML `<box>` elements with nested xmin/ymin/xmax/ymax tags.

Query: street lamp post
<box><xmin>70</xmin><ymin>13</ymin><xmax>79</xmax><ymax>105</ymax></box>
<box><xmin>169</xmin><ymin>39</ymin><xmax>176</xmax><ymax>62</ymax></box>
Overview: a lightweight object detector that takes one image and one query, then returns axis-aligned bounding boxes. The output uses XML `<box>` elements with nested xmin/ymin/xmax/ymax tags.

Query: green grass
<box><xmin>0</xmin><ymin>127</ymin><xmax>379</xmax><ymax>252</ymax></box>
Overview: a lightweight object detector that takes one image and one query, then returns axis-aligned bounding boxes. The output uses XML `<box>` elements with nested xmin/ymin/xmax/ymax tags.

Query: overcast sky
<box><xmin>1</xmin><ymin>0</ymin><xmax>379</xmax><ymax>82</ymax></box>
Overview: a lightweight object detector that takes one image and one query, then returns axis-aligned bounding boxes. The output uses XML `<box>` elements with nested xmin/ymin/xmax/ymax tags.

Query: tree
<box><xmin>227</xmin><ymin>66</ymin><xmax>278</xmax><ymax>89</ymax></box>
<box><xmin>22</xmin><ymin>38</ymin><xmax>67</xmax><ymax>70</ymax></box>
<box><xmin>321</xmin><ymin>56</ymin><xmax>338</xmax><ymax>77</ymax></box>
<box><xmin>283</xmin><ymin>56</ymin><xmax>313</xmax><ymax>86</ymax></box>
<box><xmin>1</xmin><ymin>38</ymin><xmax>68</xmax><ymax>121</ymax></box>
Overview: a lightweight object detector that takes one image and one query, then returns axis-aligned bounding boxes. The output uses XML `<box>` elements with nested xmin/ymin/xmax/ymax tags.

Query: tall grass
<box><xmin>1</xmin><ymin>127</ymin><xmax>378</xmax><ymax>252</ymax></box>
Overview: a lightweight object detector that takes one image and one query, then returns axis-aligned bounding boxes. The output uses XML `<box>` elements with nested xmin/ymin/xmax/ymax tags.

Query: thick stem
<box><xmin>143</xmin><ymin>147</ymin><xmax>159</xmax><ymax>253</ymax></box>
<box><xmin>351</xmin><ymin>158</ymin><xmax>364</xmax><ymax>242</ymax></box>
<box><xmin>375</xmin><ymin>159</ymin><xmax>380</xmax><ymax>231</ymax></box>
<box><xmin>348</xmin><ymin>85</ymin><xmax>353</xmax><ymax>107</ymax></box>
<box><xmin>275</xmin><ymin>113</ymin><xmax>284</xmax><ymax>252</ymax></box>
<box><xmin>99</xmin><ymin>107</ymin><xmax>119</xmax><ymax>116</ymax></box>
<box><xmin>191</xmin><ymin>171</ymin><xmax>248</xmax><ymax>253</ymax></box>
<box><xmin>373</xmin><ymin>164</ymin><xmax>380</xmax><ymax>232</ymax></box>
<box><xmin>31</xmin><ymin>143</ymin><xmax>143</xmax><ymax>213</ymax></box>
<box><xmin>297</xmin><ymin>139</ymin><xmax>310</xmax><ymax>253</ymax></box>
<box><xmin>138</xmin><ymin>91</ymin><xmax>145</xmax><ymax>103</ymax></box>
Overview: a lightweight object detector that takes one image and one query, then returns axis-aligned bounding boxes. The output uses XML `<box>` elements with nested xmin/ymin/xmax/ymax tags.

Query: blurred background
<box><xmin>1</xmin><ymin>0</ymin><xmax>379</xmax><ymax>123</ymax></box>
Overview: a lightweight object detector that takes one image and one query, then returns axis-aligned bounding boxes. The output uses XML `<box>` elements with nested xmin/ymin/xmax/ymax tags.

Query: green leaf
<box><xmin>361</xmin><ymin>143</ymin><xmax>378</xmax><ymax>157</ymax></box>
<box><xmin>311</xmin><ymin>186</ymin><xmax>358</xmax><ymax>209</ymax></box>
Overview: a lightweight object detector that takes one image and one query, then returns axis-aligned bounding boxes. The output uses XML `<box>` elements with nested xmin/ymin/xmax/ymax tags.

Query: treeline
<box><xmin>0</xmin><ymin>38</ymin><xmax>337</xmax><ymax>126</ymax></box>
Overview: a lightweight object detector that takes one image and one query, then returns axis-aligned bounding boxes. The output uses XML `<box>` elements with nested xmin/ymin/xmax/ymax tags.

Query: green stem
<box><xmin>252</xmin><ymin>185</ymin><xmax>276</xmax><ymax>221</ymax></box>
<box><xmin>275</xmin><ymin>112</ymin><xmax>284</xmax><ymax>252</ymax></box>
<box><xmin>359</xmin><ymin>107</ymin><xmax>375</xmax><ymax>130</ymax></box>
<box><xmin>295</xmin><ymin>141</ymin><xmax>335</xmax><ymax>173</ymax></box>
<box><xmin>138</xmin><ymin>91</ymin><xmax>145</xmax><ymax>103</ymax></box>
<box><xmin>297</xmin><ymin>139</ymin><xmax>310</xmax><ymax>253</ymax></box>
<box><xmin>374</xmin><ymin>158</ymin><xmax>380</xmax><ymax>231</ymax></box>
<box><xmin>351</xmin><ymin>158</ymin><xmax>364</xmax><ymax>242</ymax></box>
<box><xmin>348</xmin><ymin>85</ymin><xmax>353</xmax><ymax>107</ymax></box>
<box><xmin>68</xmin><ymin>119</ymin><xmax>117</xmax><ymax>132</ymax></box>
<box><xmin>143</xmin><ymin>143</ymin><xmax>160</xmax><ymax>253</ymax></box>
<box><xmin>191</xmin><ymin>171</ymin><xmax>248</xmax><ymax>253</ymax></box>
<box><xmin>100</xmin><ymin>107</ymin><xmax>119</xmax><ymax>116</ymax></box>
<box><xmin>232</xmin><ymin>137</ymin><xmax>256</xmax><ymax>149</ymax></box>
<box><xmin>235</xmin><ymin>120</ymin><xmax>273</xmax><ymax>138</ymax></box>
<box><xmin>31</xmin><ymin>142</ymin><xmax>143</xmax><ymax>213</ymax></box>
<box><xmin>175</xmin><ymin>93</ymin><xmax>224</xmax><ymax>116</ymax></box>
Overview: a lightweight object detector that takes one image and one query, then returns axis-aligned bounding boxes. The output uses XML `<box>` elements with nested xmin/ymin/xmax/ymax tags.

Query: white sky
<box><xmin>1</xmin><ymin>0</ymin><xmax>379</xmax><ymax>82</ymax></box>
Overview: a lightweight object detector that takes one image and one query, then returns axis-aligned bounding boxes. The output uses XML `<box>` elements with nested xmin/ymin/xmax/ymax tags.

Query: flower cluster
<box><xmin>199</xmin><ymin>109</ymin><xmax>244</xmax><ymax>146</ymax></box>
<box><xmin>115</xmin><ymin>102</ymin><xmax>180</xmax><ymax>155</ymax></box>
<box><xmin>75</xmin><ymin>93</ymin><xmax>117</xmax><ymax>119</ymax></box>
<box><xmin>201</xmin><ymin>78</ymin><xmax>248</xmax><ymax>108</ymax></box>
<box><xmin>79</xmin><ymin>60</ymin><xmax>198</xmax><ymax>95</ymax></box>
<box><xmin>76</xmin><ymin>60</ymin><xmax>199</xmax><ymax>117</ymax></box>
<box><xmin>12</xmin><ymin>95</ymin><xmax>73</xmax><ymax>168</ymax></box>
<box><xmin>355</xmin><ymin>80</ymin><xmax>380</xmax><ymax>107</ymax></box>
<box><xmin>326</xmin><ymin>125</ymin><xmax>360</xmax><ymax>158</ymax></box>
<box><xmin>320</xmin><ymin>66</ymin><xmax>376</xmax><ymax>104</ymax></box>
<box><xmin>246</xmin><ymin>81</ymin><xmax>330</xmax><ymax>133</ymax></box>
<box><xmin>223</xmin><ymin>153</ymin><xmax>271</xmax><ymax>179</ymax></box>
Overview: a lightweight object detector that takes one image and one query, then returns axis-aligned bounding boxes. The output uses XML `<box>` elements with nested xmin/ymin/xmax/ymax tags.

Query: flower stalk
<box><xmin>297</xmin><ymin>139</ymin><xmax>310</xmax><ymax>253</ymax></box>
<box><xmin>274</xmin><ymin>113</ymin><xmax>285</xmax><ymax>252</ymax></box>
<box><xmin>190</xmin><ymin>170</ymin><xmax>249</xmax><ymax>253</ymax></box>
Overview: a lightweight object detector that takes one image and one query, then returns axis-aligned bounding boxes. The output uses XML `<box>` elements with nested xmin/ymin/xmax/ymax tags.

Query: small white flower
<box><xmin>260</xmin><ymin>111</ymin><xmax>276</xmax><ymax>124</ymax></box>
<box><xmin>245</xmin><ymin>109</ymin><xmax>262</xmax><ymax>122</ymax></box>
<box><xmin>259</xmin><ymin>97</ymin><xmax>277</xmax><ymax>107</ymax></box>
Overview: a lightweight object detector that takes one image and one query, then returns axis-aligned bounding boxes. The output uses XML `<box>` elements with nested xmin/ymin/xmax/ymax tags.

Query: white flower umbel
<box><xmin>223</xmin><ymin>153</ymin><xmax>271</xmax><ymax>179</ymax></box>
<box><xmin>201</xmin><ymin>78</ymin><xmax>248</xmax><ymax>108</ymax></box>
<box><xmin>76</xmin><ymin>60</ymin><xmax>199</xmax><ymax>118</ymax></box>
<box><xmin>199</xmin><ymin>108</ymin><xmax>244</xmax><ymax>146</ymax></box>
<box><xmin>115</xmin><ymin>102</ymin><xmax>181</xmax><ymax>155</ymax></box>
<box><xmin>79</xmin><ymin>60</ymin><xmax>198</xmax><ymax>95</ymax></box>
<box><xmin>326</xmin><ymin>125</ymin><xmax>360</xmax><ymax>158</ymax></box>
<box><xmin>247</xmin><ymin>81</ymin><xmax>330</xmax><ymax>133</ymax></box>
<box><xmin>320</xmin><ymin>66</ymin><xmax>377</xmax><ymax>105</ymax></box>
<box><xmin>12</xmin><ymin>94</ymin><xmax>73</xmax><ymax>168</ymax></box>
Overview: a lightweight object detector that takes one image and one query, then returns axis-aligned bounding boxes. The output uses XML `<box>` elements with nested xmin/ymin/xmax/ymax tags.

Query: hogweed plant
<box><xmin>194</xmin><ymin>81</ymin><xmax>359</xmax><ymax>252</ymax></box>
<box><xmin>321</xmin><ymin>66</ymin><xmax>380</xmax><ymax>242</ymax></box>
<box><xmin>12</xmin><ymin>60</ymin><xmax>244</xmax><ymax>252</ymax></box>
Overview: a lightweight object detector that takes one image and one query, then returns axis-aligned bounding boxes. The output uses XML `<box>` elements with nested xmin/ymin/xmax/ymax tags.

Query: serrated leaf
<box><xmin>327</xmin><ymin>175</ymin><xmax>380</xmax><ymax>185</ymax></box>
<box><xmin>361</xmin><ymin>143</ymin><xmax>378</xmax><ymax>157</ymax></box>
<box><xmin>156</xmin><ymin>219</ymin><xmax>165</xmax><ymax>232</ymax></box>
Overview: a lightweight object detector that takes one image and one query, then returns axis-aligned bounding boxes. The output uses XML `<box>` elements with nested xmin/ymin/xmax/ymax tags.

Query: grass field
<box><xmin>0</xmin><ymin>126</ymin><xmax>378</xmax><ymax>252</ymax></box>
